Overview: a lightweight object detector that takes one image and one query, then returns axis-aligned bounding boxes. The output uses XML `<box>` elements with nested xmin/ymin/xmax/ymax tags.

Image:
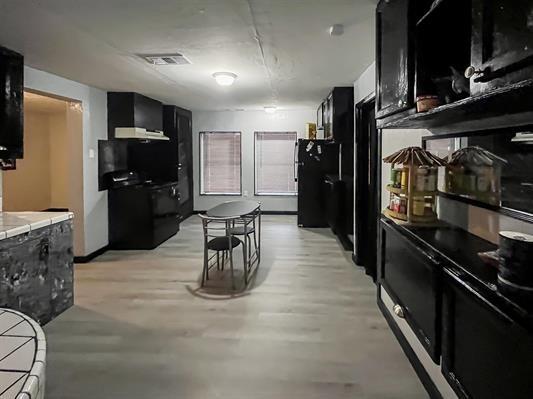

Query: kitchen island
<box><xmin>0</xmin><ymin>212</ymin><xmax>74</xmax><ymax>325</ymax></box>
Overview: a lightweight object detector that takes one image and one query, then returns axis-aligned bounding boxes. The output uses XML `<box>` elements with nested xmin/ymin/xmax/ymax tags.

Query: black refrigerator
<box><xmin>296</xmin><ymin>139</ymin><xmax>339</xmax><ymax>227</ymax></box>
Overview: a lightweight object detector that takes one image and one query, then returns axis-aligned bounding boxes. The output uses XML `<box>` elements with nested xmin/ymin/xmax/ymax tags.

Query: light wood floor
<box><xmin>44</xmin><ymin>215</ymin><xmax>427</xmax><ymax>398</ymax></box>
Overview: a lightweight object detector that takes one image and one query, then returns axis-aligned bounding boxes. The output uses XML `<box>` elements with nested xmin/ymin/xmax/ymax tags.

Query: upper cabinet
<box><xmin>469</xmin><ymin>0</ymin><xmax>533</xmax><ymax>95</ymax></box>
<box><xmin>376</xmin><ymin>0</ymin><xmax>533</xmax><ymax>130</ymax></box>
<box><xmin>376</xmin><ymin>0</ymin><xmax>415</xmax><ymax>119</ymax></box>
<box><xmin>317</xmin><ymin>87</ymin><xmax>353</xmax><ymax>142</ymax></box>
<box><xmin>107</xmin><ymin>92</ymin><xmax>163</xmax><ymax>138</ymax></box>
<box><xmin>0</xmin><ymin>46</ymin><xmax>23</xmax><ymax>159</ymax></box>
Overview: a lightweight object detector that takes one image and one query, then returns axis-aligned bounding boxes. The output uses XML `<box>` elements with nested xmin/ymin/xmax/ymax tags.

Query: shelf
<box><xmin>386</xmin><ymin>185</ymin><xmax>437</xmax><ymax>197</ymax></box>
<box><xmin>384</xmin><ymin>208</ymin><xmax>408</xmax><ymax>221</ymax></box>
<box><xmin>386</xmin><ymin>185</ymin><xmax>407</xmax><ymax>195</ymax></box>
<box><xmin>377</xmin><ymin>79</ymin><xmax>533</xmax><ymax>131</ymax></box>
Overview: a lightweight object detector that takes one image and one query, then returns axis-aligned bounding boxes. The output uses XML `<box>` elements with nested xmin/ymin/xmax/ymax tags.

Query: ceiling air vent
<box><xmin>139</xmin><ymin>53</ymin><xmax>191</xmax><ymax>66</ymax></box>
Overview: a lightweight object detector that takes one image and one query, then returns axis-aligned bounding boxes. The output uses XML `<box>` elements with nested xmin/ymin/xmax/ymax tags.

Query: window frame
<box><xmin>253</xmin><ymin>131</ymin><xmax>298</xmax><ymax>197</ymax></box>
<box><xmin>199</xmin><ymin>131</ymin><xmax>242</xmax><ymax>196</ymax></box>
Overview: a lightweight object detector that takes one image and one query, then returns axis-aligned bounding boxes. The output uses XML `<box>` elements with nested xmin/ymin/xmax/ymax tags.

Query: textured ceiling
<box><xmin>0</xmin><ymin>0</ymin><xmax>376</xmax><ymax>111</ymax></box>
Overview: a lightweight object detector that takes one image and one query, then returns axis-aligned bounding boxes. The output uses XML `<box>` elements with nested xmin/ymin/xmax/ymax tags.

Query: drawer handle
<box><xmin>393</xmin><ymin>304</ymin><xmax>405</xmax><ymax>319</ymax></box>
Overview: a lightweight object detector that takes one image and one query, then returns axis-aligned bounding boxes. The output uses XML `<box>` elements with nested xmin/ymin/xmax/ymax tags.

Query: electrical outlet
<box><xmin>244</xmin><ymin>190</ymin><xmax>249</xmax><ymax>197</ymax></box>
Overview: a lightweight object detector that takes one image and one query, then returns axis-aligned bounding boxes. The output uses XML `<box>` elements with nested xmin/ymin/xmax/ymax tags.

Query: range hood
<box><xmin>115</xmin><ymin>127</ymin><xmax>169</xmax><ymax>141</ymax></box>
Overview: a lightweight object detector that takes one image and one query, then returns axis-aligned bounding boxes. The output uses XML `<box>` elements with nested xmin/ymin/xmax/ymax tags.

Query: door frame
<box><xmin>354</xmin><ymin>93</ymin><xmax>378</xmax><ymax>280</ymax></box>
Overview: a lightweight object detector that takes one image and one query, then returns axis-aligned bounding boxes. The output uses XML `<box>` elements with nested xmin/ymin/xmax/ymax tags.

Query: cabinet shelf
<box><xmin>377</xmin><ymin>79</ymin><xmax>533</xmax><ymax>131</ymax></box>
<box><xmin>386</xmin><ymin>184</ymin><xmax>437</xmax><ymax>197</ymax></box>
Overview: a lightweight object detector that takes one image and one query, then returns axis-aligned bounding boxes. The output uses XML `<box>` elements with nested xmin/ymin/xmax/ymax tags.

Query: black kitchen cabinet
<box><xmin>109</xmin><ymin>182</ymin><xmax>180</xmax><ymax>250</ymax></box>
<box><xmin>470</xmin><ymin>0</ymin><xmax>533</xmax><ymax>96</ymax></box>
<box><xmin>321</xmin><ymin>87</ymin><xmax>353</xmax><ymax>142</ymax></box>
<box><xmin>376</xmin><ymin>0</ymin><xmax>415</xmax><ymax>119</ymax></box>
<box><xmin>316</xmin><ymin>102</ymin><xmax>324</xmax><ymax>130</ymax></box>
<box><xmin>107</xmin><ymin>92</ymin><xmax>163</xmax><ymax>137</ymax></box>
<box><xmin>380</xmin><ymin>219</ymin><xmax>441</xmax><ymax>362</ymax></box>
<box><xmin>0</xmin><ymin>46</ymin><xmax>23</xmax><ymax>159</ymax></box>
<box><xmin>163</xmin><ymin>105</ymin><xmax>193</xmax><ymax>219</ymax></box>
<box><xmin>442</xmin><ymin>272</ymin><xmax>533</xmax><ymax>398</ymax></box>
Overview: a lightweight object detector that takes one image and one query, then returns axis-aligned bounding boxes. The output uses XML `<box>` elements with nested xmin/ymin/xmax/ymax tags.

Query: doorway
<box><xmin>2</xmin><ymin>90</ymin><xmax>85</xmax><ymax>254</ymax></box>
<box><xmin>354</xmin><ymin>94</ymin><xmax>379</xmax><ymax>280</ymax></box>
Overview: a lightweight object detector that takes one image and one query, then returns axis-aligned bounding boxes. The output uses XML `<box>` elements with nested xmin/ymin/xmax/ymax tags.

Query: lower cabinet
<box><xmin>0</xmin><ymin>221</ymin><xmax>74</xmax><ymax>324</ymax></box>
<box><xmin>442</xmin><ymin>273</ymin><xmax>533</xmax><ymax>399</ymax></box>
<box><xmin>379</xmin><ymin>218</ymin><xmax>533</xmax><ymax>398</ymax></box>
<box><xmin>380</xmin><ymin>219</ymin><xmax>441</xmax><ymax>362</ymax></box>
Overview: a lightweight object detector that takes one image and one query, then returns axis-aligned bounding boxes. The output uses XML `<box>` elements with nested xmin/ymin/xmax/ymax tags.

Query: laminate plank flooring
<box><xmin>44</xmin><ymin>215</ymin><xmax>427</xmax><ymax>398</ymax></box>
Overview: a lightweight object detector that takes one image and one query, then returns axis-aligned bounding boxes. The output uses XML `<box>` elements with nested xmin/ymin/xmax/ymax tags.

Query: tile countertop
<box><xmin>0</xmin><ymin>212</ymin><xmax>73</xmax><ymax>241</ymax></box>
<box><xmin>0</xmin><ymin>309</ymin><xmax>47</xmax><ymax>399</ymax></box>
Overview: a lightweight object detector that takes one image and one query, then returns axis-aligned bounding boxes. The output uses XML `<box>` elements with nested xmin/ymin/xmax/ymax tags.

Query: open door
<box><xmin>354</xmin><ymin>94</ymin><xmax>378</xmax><ymax>280</ymax></box>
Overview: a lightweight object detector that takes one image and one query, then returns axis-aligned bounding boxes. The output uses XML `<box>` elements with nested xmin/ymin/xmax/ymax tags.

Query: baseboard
<box><xmin>336</xmin><ymin>232</ymin><xmax>354</xmax><ymax>251</ymax></box>
<box><xmin>261</xmin><ymin>210</ymin><xmax>297</xmax><ymax>215</ymax></box>
<box><xmin>74</xmin><ymin>245</ymin><xmax>108</xmax><ymax>263</ymax></box>
<box><xmin>377</xmin><ymin>298</ymin><xmax>442</xmax><ymax>399</ymax></box>
<box><xmin>193</xmin><ymin>210</ymin><xmax>297</xmax><ymax>215</ymax></box>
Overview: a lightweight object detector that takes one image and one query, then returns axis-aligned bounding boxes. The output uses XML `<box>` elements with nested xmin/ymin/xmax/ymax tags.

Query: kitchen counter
<box><xmin>382</xmin><ymin>216</ymin><xmax>533</xmax><ymax>331</ymax></box>
<box><xmin>0</xmin><ymin>308</ymin><xmax>46</xmax><ymax>399</ymax></box>
<box><xmin>0</xmin><ymin>212</ymin><xmax>73</xmax><ymax>240</ymax></box>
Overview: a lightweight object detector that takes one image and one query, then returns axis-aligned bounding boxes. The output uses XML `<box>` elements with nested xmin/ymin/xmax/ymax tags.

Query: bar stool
<box><xmin>199</xmin><ymin>214</ymin><xmax>243</xmax><ymax>290</ymax></box>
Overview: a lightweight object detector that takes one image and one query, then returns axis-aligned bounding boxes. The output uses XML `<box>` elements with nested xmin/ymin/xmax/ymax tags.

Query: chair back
<box><xmin>198</xmin><ymin>214</ymin><xmax>234</xmax><ymax>243</ymax></box>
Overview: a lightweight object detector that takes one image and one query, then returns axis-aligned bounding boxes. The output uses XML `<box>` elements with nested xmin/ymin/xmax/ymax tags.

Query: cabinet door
<box><xmin>376</xmin><ymin>0</ymin><xmax>414</xmax><ymax>119</ymax></box>
<box><xmin>317</xmin><ymin>103</ymin><xmax>324</xmax><ymax>129</ymax></box>
<box><xmin>133</xmin><ymin>93</ymin><xmax>163</xmax><ymax>132</ymax></box>
<box><xmin>177</xmin><ymin>111</ymin><xmax>193</xmax><ymax>219</ymax></box>
<box><xmin>380</xmin><ymin>220</ymin><xmax>441</xmax><ymax>362</ymax></box>
<box><xmin>442</xmin><ymin>274</ymin><xmax>533</xmax><ymax>398</ymax></box>
<box><xmin>0</xmin><ymin>47</ymin><xmax>23</xmax><ymax>159</ymax></box>
<box><xmin>470</xmin><ymin>0</ymin><xmax>533</xmax><ymax>95</ymax></box>
<box><xmin>324</xmin><ymin>94</ymin><xmax>333</xmax><ymax>139</ymax></box>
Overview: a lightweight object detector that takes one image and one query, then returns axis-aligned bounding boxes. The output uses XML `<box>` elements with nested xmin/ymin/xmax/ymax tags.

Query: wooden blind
<box><xmin>200</xmin><ymin>132</ymin><xmax>241</xmax><ymax>195</ymax></box>
<box><xmin>255</xmin><ymin>132</ymin><xmax>297</xmax><ymax>195</ymax></box>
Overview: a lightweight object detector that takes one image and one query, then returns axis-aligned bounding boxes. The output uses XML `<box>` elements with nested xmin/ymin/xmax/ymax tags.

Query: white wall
<box><xmin>3</xmin><ymin>112</ymin><xmax>52</xmax><ymax>211</ymax></box>
<box><xmin>24</xmin><ymin>66</ymin><xmax>108</xmax><ymax>256</ymax></box>
<box><xmin>192</xmin><ymin>109</ymin><xmax>315</xmax><ymax>212</ymax></box>
<box><xmin>354</xmin><ymin>63</ymin><xmax>376</xmax><ymax>104</ymax></box>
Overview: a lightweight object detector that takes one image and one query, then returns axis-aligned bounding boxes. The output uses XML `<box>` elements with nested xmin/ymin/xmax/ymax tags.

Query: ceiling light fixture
<box><xmin>264</xmin><ymin>106</ymin><xmax>277</xmax><ymax>114</ymax></box>
<box><xmin>213</xmin><ymin>72</ymin><xmax>237</xmax><ymax>86</ymax></box>
<box><xmin>329</xmin><ymin>24</ymin><xmax>344</xmax><ymax>36</ymax></box>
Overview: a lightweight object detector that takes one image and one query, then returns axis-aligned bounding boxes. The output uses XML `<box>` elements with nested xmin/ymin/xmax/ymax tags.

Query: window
<box><xmin>200</xmin><ymin>131</ymin><xmax>241</xmax><ymax>195</ymax></box>
<box><xmin>255</xmin><ymin>132</ymin><xmax>297</xmax><ymax>195</ymax></box>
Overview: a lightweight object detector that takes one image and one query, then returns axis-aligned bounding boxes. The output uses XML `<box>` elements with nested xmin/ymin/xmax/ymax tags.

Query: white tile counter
<box><xmin>0</xmin><ymin>212</ymin><xmax>73</xmax><ymax>240</ymax></box>
<box><xmin>0</xmin><ymin>309</ymin><xmax>46</xmax><ymax>399</ymax></box>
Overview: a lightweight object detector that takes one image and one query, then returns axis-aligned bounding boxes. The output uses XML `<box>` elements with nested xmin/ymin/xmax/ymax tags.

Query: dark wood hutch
<box><xmin>375</xmin><ymin>1</ymin><xmax>533</xmax><ymax>398</ymax></box>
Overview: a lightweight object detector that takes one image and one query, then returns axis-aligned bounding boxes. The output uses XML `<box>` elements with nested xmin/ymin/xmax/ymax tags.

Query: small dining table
<box><xmin>206</xmin><ymin>200</ymin><xmax>261</xmax><ymax>218</ymax></box>
<box><xmin>205</xmin><ymin>200</ymin><xmax>261</xmax><ymax>284</ymax></box>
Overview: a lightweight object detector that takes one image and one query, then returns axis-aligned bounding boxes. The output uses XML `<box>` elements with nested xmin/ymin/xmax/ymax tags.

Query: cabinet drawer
<box><xmin>380</xmin><ymin>220</ymin><xmax>441</xmax><ymax>362</ymax></box>
<box><xmin>442</xmin><ymin>273</ymin><xmax>533</xmax><ymax>398</ymax></box>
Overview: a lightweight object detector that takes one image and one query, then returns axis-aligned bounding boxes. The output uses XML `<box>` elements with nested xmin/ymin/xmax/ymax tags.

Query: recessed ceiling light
<box><xmin>264</xmin><ymin>106</ymin><xmax>277</xmax><ymax>114</ymax></box>
<box><xmin>213</xmin><ymin>72</ymin><xmax>237</xmax><ymax>86</ymax></box>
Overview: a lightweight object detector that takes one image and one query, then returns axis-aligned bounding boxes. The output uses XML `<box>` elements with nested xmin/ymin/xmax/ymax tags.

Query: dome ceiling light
<box><xmin>213</xmin><ymin>72</ymin><xmax>237</xmax><ymax>86</ymax></box>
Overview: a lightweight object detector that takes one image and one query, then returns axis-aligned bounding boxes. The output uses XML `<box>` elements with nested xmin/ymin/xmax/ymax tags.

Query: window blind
<box><xmin>200</xmin><ymin>131</ymin><xmax>241</xmax><ymax>195</ymax></box>
<box><xmin>255</xmin><ymin>132</ymin><xmax>297</xmax><ymax>195</ymax></box>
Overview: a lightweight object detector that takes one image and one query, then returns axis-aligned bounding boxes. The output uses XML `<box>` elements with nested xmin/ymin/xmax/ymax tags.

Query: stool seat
<box><xmin>207</xmin><ymin>236</ymin><xmax>241</xmax><ymax>251</ymax></box>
